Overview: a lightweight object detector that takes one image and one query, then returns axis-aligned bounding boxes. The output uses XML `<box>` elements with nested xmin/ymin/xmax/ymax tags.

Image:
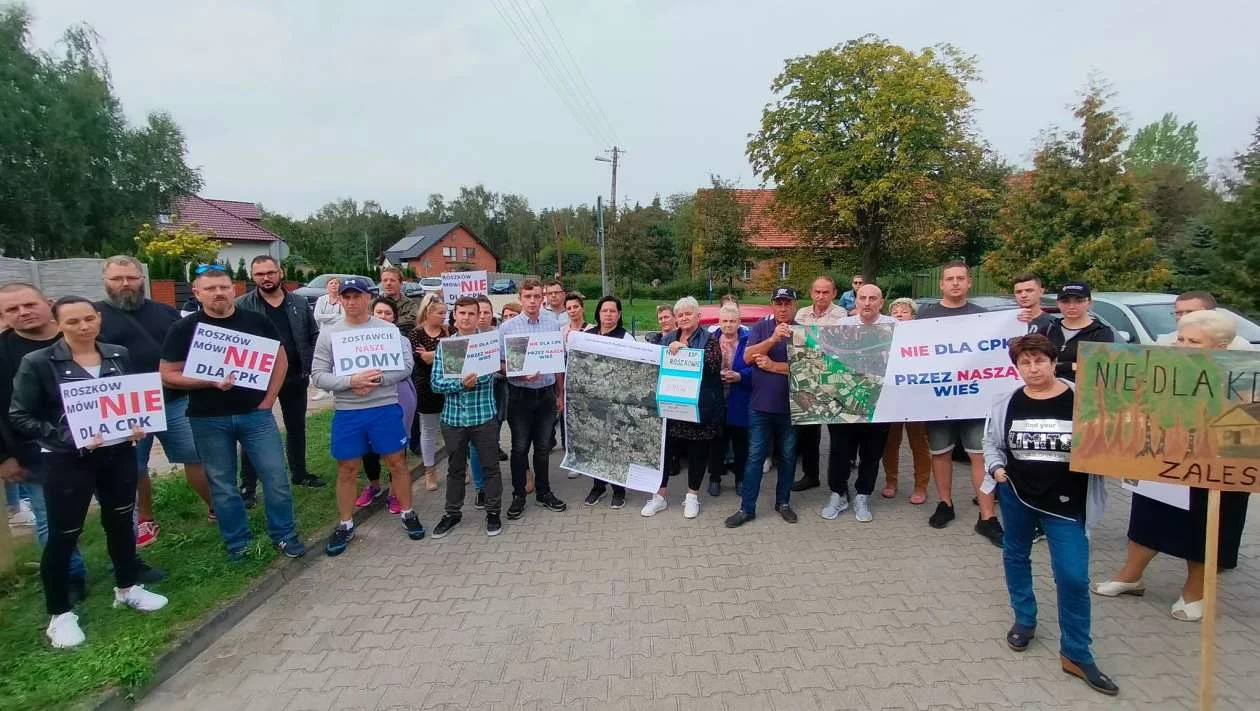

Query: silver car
<box><xmin>1041</xmin><ymin>292</ymin><xmax>1260</xmax><ymax>345</ymax></box>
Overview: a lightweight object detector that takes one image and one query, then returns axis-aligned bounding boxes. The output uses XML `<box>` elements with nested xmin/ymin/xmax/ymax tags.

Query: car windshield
<box><xmin>1128</xmin><ymin>302</ymin><xmax>1178</xmax><ymax>339</ymax></box>
<box><xmin>1221</xmin><ymin>308</ymin><xmax>1260</xmax><ymax>343</ymax></box>
<box><xmin>307</xmin><ymin>276</ymin><xmax>328</xmax><ymax>288</ymax></box>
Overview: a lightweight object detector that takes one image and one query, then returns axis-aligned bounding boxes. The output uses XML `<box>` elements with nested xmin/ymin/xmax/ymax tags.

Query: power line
<box><xmin>520</xmin><ymin>0</ymin><xmax>620</xmax><ymax>146</ymax></box>
<box><xmin>536</xmin><ymin>0</ymin><xmax>621</xmax><ymax>146</ymax></box>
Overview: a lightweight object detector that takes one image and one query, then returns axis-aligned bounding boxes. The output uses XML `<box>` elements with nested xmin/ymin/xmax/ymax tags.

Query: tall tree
<box><xmin>692</xmin><ymin>177</ymin><xmax>757</xmax><ymax>294</ymax></box>
<box><xmin>746</xmin><ymin>35</ymin><xmax>994</xmax><ymax>279</ymax></box>
<box><xmin>1125</xmin><ymin>113</ymin><xmax>1208</xmax><ymax>181</ymax></box>
<box><xmin>1203</xmin><ymin>119</ymin><xmax>1260</xmax><ymax>314</ymax></box>
<box><xmin>985</xmin><ymin>82</ymin><xmax>1169</xmax><ymax>290</ymax></box>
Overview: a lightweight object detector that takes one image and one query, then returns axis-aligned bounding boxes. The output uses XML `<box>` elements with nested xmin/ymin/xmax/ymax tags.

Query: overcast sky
<box><xmin>26</xmin><ymin>0</ymin><xmax>1260</xmax><ymax>218</ymax></box>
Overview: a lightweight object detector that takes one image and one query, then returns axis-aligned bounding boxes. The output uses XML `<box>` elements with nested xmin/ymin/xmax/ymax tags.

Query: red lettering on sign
<box><xmin>900</xmin><ymin>345</ymin><xmax>929</xmax><ymax>358</ymax></box>
<box><xmin>224</xmin><ymin>347</ymin><xmax>276</xmax><ymax>373</ymax></box>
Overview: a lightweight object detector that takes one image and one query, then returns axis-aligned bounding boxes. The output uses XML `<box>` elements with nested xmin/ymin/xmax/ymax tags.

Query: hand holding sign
<box><xmin>216</xmin><ymin>372</ymin><xmax>235</xmax><ymax>391</ymax></box>
<box><xmin>183</xmin><ymin>323</ymin><xmax>280</xmax><ymax>392</ymax></box>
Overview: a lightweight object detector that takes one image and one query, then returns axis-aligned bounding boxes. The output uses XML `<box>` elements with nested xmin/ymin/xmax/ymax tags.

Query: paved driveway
<box><xmin>141</xmin><ymin>445</ymin><xmax>1260</xmax><ymax>711</ymax></box>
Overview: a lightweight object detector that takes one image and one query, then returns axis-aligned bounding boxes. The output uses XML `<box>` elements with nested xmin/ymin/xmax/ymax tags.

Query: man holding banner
<box><xmin>160</xmin><ymin>265</ymin><xmax>305</xmax><ymax>561</ymax></box>
<box><xmin>793</xmin><ymin>276</ymin><xmax>847</xmax><ymax>494</ymax></box>
<box><xmin>311</xmin><ymin>277</ymin><xmax>423</xmax><ymax>556</ymax></box>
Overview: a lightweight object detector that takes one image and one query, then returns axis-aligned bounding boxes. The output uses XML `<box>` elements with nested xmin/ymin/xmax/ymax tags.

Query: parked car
<box><xmin>697</xmin><ymin>303</ymin><xmax>773</xmax><ymax>327</ymax></box>
<box><xmin>1041</xmin><ymin>292</ymin><xmax>1260</xmax><ymax>345</ymax></box>
<box><xmin>489</xmin><ymin>278</ymin><xmax>517</xmax><ymax>294</ymax></box>
<box><xmin>419</xmin><ymin>276</ymin><xmax>443</xmax><ymax>294</ymax></box>
<box><xmin>293</xmin><ymin>274</ymin><xmax>377</xmax><ymax>307</ymax></box>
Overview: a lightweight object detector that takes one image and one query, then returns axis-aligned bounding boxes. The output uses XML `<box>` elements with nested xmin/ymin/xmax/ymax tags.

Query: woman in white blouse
<box><xmin>312</xmin><ymin>277</ymin><xmax>344</xmax><ymax>328</ymax></box>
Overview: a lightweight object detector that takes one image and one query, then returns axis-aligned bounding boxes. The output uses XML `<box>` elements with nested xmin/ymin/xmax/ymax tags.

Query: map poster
<box><xmin>439</xmin><ymin>330</ymin><xmax>501</xmax><ymax>378</ymax></box>
<box><xmin>1071</xmin><ymin>342</ymin><xmax>1260</xmax><ymax>493</ymax></box>
<box><xmin>787</xmin><ymin>311</ymin><xmax>1026</xmax><ymax>424</ymax></box>
<box><xmin>504</xmin><ymin>332</ymin><xmax>566</xmax><ymax>377</ymax></box>
<box><xmin>560</xmin><ymin>331</ymin><xmax>665</xmax><ymax>493</ymax></box>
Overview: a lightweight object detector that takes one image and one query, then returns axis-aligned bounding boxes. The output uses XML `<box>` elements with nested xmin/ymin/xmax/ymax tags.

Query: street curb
<box><xmin>92</xmin><ymin>451</ymin><xmax>443</xmax><ymax>711</ymax></box>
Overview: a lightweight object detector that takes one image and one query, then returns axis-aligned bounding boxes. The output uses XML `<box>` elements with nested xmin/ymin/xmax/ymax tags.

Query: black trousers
<box><xmin>241</xmin><ymin>377</ymin><xmax>308</xmax><ymax>491</ymax></box>
<box><xmin>708</xmin><ymin>424</ymin><xmax>748</xmax><ymax>483</ymax></box>
<box><xmin>664</xmin><ymin>436</ymin><xmax>712</xmax><ymax>491</ymax></box>
<box><xmin>797</xmin><ymin>423</ymin><xmax>849</xmax><ymax>483</ymax></box>
<box><xmin>829</xmin><ymin>423</ymin><xmax>891</xmax><ymax>498</ymax></box>
<box><xmin>589</xmin><ymin>479</ymin><xmax>626</xmax><ymax>497</ymax></box>
<box><xmin>41</xmin><ymin>445</ymin><xmax>139</xmax><ymax>615</ymax></box>
<box><xmin>507</xmin><ymin>385</ymin><xmax>557</xmax><ymax>498</ymax></box>
<box><xmin>443</xmin><ymin>420</ymin><xmax>504</xmax><ymax>515</ymax></box>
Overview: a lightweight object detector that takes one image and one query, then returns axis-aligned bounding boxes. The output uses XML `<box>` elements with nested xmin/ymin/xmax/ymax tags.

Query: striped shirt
<box><xmin>499</xmin><ymin>311</ymin><xmax>563</xmax><ymax>388</ymax></box>
<box><xmin>431</xmin><ymin>334</ymin><xmax>497</xmax><ymax>427</ymax></box>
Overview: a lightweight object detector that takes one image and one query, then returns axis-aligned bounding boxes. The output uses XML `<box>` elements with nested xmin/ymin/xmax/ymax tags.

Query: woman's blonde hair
<box><xmin>1178</xmin><ymin>309</ymin><xmax>1236</xmax><ymax>346</ymax></box>
<box><xmin>888</xmin><ymin>297</ymin><xmax>917</xmax><ymax>315</ymax></box>
<box><xmin>718</xmin><ymin>303</ymin><xmax>741</xmax><ymax>320</ymax></box>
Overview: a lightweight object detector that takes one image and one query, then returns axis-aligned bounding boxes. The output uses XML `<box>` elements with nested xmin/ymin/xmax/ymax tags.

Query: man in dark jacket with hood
<box><xmin>1046</xmin><ymin>282</ymin><xmax>1115</xmax><ymax>382</ymax></box>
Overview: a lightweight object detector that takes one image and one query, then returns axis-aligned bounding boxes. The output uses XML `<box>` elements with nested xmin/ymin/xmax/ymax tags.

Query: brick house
<box><xmin>725</xmin><ymin>188</ymin><xmax>839</xmax><ymax>291</ymax></box>
<box><xmin>158</xmin><ymin>195</ymin><xmax>283</xmax><ymax>267</ymax></box>
<box><xmin>382</xmin><ymin>222</ymin><xmax>498</xmax><ymax>276</ymax></box>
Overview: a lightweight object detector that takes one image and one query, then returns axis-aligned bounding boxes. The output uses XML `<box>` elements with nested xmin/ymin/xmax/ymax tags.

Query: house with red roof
<box><xmin>707</xmin><ymin>188</ymin><xmax>840</xmax><ymax>289</ymax></box>
<box><xmin>157</xmin><ymin>195</ymin><xmax>284</xmax><ymax>267</ymax></box>
<box><xmin>381</xmin><ymin>222</ymin><xmax>498</xmax><ymax>276</ymax></box>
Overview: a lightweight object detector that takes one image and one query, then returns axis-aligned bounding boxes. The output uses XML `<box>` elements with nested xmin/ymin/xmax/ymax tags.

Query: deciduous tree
<box><xmin>691</xmin><ymin>178</ymin><xmax>758</xmax><ymax>295</ymax></box>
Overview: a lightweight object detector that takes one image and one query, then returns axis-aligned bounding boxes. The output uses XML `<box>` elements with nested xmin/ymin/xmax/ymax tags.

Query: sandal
<box><xmin>881</xmin><ymin>486</ymin><xmax>896</xmax><ymax>499</ymax></box>
<box><xmin>1171</xmin><ymin>596</ymin><xmax>1203</xmax><ymax>622</ymax></box>
<box><xmin>1006</xmin><ymin>624</ymin><xmax>1035</xmax><ymax>652</ymax></box>
<box><xmin>909</xmin><ymin>490</ymin><xmax>927</xmax><ymax>505</ymax></box>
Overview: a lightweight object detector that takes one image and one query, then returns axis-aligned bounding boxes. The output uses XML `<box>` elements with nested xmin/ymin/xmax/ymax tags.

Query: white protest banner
<box><xmin>656</xmin><ymin>348</ymin><xmax>703</xmax><ymax>422</ymax></box>
<box><xmin>788</xmin><ymin>310</ymin><xmax>1026</xmax><ymax>424</ymax></box>
<box><xmin>504</xmin><ymin>332</ymin><xmax>566</xmax><ymax>377</ymax></box>
<box><xmin>182</xmin><ymin>323</ymin><xmax>281</xmax><ymax>392</ymax></box>
<box><xmin>331</xmin><ymin>326</ymin><xmax>407</xmax><ymax>376</ymax></box>
<box><xmin>439</xmin><ymin>330</ymin><xmax>501</xmax><ymax>377</ymax></box>
<box><xmin>441</xmin><ymin>270</ymin><xmax>488</xmax><ymax>306</ymax></box>
<box><xmin>60</xmin><ymin>373</ymin><xmax>167</xmax><ymax>449</ymax></box>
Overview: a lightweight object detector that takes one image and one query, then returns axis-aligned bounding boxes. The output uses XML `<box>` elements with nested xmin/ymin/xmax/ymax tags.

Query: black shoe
<box><xmin>584</xmin><ymin>489</ymin><xmax>606</xmax><ymax>506</ymax></box>
<box><xmin>240</xmin><ymin>489</ymin><xmax>257</xmax><ymax>509</ymax></box>
<box><xmin>401</xmin><ymin>511</ymin><xmax>426</xmax><ymax>540</ymax></box>
<box><xmin>775</xmin><ymin>504</ymin><xmax>798</xmax><ymax>524</ymax></box>
<box><xmin>487</xmin><ymin>513</ymin><xmax>502</xmax><ymax>537</ymax></box>
<box><xmin>536</xmin><ymin>492</ymin><xmax>567</xmax><ymax>512</ymax></box>
<box><xmin>790</xmin><ymin>478</ymin><xmax>820</xmax><ymax>493</ymax></box>
<box><xmin>293</xmin><ymin>474</ymin><xmax>326</xmax><ymax>488</ymax></box>
<box><xmin>506</xmin><ymin>495</ymin><xmax>527</xmax><ymax>520</ymax></box>
<box><xmin>1007</xmin><ymin>624</ymin><xmax>1035</xmax><ymax>652</ymax></box>
<box><xmin>975</xmin><ymin>516</ymin><xmax>1004</xmax><ymax>547</ymax></box>
<box><xmin>498</xmin><ymin>448</ymin><xmax>508</xmax><ymax>462</ymax></box>
<box><xmin>325</xmin><ymin>525</ymin><xmax>354</xmax><ymax>556</ymax></box>
<box><xmin>134</xmin><ymin>560</ymin><xmax>166</xmax><ymax>584</ymax></box>
<box><xmin>474</xmin><ymin>490</ymin><xmax>486</xmax><ymax>510</ymax></box>
<box><xmin>972</xmin><ymin>496</ymin><xmax>979</xmax><ymax>506</ymax></box>
<box><xmin>724</xmin><ymin>510</ymin><xmax>755</xmax><ymax>528</ymax></box>
<box><xmin>277</xmin><ymin>537</ymin><xmax>306</xmax><ymax>558</ymax></box>
<box><xmin>67</xmin><ymin>578</ymin><xmax>87</xmax><ymax>607</ymax></box>
<box><xmin>708</xmin><ymin>479</ymin><xmax>721</xmax><ymax>497</ymax></box>
<box><xmin>929</xmin><ymin>501</ymin><xmax>956</xmax><ymax>529</ymax></box>
<box><xmin>1061</xmin><ymin>656</ymin><xmax>1119</xmax><ymax>696</ymax></box>
<box><xmin>610</xmin><ymin>492</ymin><xmax>626</xmax><ymax>509</ymax></box>
<box><xmin>432</xmin><ymin>514</ymin><xmax>461</xmax><ymax>539</ymax></box>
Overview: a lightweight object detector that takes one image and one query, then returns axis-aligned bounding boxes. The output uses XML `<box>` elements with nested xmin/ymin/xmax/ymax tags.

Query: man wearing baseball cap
<box><xmin>726</xmin><ymin>286</ymin><xmax>801</xmax><ymax>528</ymax></box>
<box><xmin>1046</xmin><ymin>281</ymin><xmax>1115</xmax><ymax>382</ymax></box>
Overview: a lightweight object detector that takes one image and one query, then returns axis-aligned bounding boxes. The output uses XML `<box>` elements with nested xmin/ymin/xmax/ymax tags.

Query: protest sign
<box><xmin>182</xmin><ymin>323</ymin><xmax>281</xmax><ymax>391</ymax></box>
<box><xmin>60</xmin><ymin>373</ymin><xmax>167</xmax><ymax>448</ymax></box>
<box><xmin>504</xmin><ymin>333</ymin><xmax>566</xmax><ymax>377</ymax></box>
<box><xmin>331</xmin><ymin>326</ymin><xmax>408</xmax><ymax>376</ymax></box>
<box><xmin>439</xmin><ymin>330</ymin><xmax>501</xmax><ymax>377</ymax></box>
<box><xmin>441</xmin><ymin>270</ymin><xmax>488</xmax><ymax>306</ymax></box>
<box><xmin>656</xmin><ymin>347</ymin><xmax>703</xmax><ymax>422</ymax></box>
<box><xmin>788</xmin><ymin>311</ymin><xmax>1026</xmax><ymax>424</ymax></box>
<box><xmin>560</xmin><ymin>331</ymin><xmax>665</xmax><ymax>493</ymax></box>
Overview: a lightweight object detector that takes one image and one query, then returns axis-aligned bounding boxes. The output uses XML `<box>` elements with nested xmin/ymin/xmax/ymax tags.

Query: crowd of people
<box><xmin>0</xmin><ymin>257</ymin><xmax>1252</xmax><ymax>698</ymax></box>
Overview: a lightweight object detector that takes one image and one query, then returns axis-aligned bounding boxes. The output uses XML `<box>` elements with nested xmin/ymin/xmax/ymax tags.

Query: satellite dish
<box><xmin>268</xmin><ymin>240</ymin><xmax>291</xmax><ymax>261</ymax></box>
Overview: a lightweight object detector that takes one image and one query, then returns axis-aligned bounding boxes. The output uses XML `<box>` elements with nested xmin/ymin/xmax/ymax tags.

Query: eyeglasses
<box><xmin>252</xmin><ymin>270</ymin><xmax>280</xmax><ymax>279</ymax></box>
<box><xmin>195</xmin><ymin>264</ymin><xmax>227</xmax><ymax>274</ymax></box>
<box><xmin>106</xmin><ymin>276</ymin><xmax>143</xmax><ymax>284</ymax></box>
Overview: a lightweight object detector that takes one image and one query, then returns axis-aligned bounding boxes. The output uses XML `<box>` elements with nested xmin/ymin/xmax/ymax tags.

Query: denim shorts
<box><xmin>331</xmin><ymin>404</ymin><xmax>409</xmax><ymax>461</ymax></box>
<box><xmin>135</xmin><ymin>395</ymin><xmax>201</xmax><ymax>477</ymax></box>
<box><xmin>925</xmin><ymin>419</ymin><xmax>984</xmax><ymax>455</ymax></box>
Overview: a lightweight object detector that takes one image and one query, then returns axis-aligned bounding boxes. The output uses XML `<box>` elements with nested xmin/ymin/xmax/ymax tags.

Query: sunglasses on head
<box><xmin>195</xmin><ymin>263</ymin><xmax>228</xmax><ymax>275</ymax></box>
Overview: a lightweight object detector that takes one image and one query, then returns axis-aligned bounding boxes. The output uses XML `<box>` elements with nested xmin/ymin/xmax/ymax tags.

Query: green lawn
<box><xmin>0</xmin><ymin>411</ymin><xmax>343</xmax><ymax>710</ymax></box>
<box><xmin>601</xmin><ymin>294</ymin><xmax>772</xmax><ymax>336</ymax></box>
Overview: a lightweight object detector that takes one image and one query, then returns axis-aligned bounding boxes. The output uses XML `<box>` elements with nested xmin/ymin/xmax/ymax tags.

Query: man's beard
<box><xmin>106</xmin><ymin>286</ymin><xmax>145</xmax><ymax>311</ymax></box>
<box><xmin>259</xmin><ymin>282</ymin><xmax>282</xmax><ymax>294</ymax></box>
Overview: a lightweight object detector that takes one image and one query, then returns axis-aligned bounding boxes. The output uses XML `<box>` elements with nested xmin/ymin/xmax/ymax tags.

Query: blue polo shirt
<box><xmin>746</xmin><ymin>317</ymin><xmax>792</xmax><ymax>414</ymax></box>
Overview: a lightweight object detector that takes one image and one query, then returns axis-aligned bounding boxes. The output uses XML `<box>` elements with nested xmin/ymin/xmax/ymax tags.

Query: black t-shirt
<box><xmin>161</xmin><ymin>309</ymin><xmax>283</xmax><ymax>417</ymax></box>
<box><xmin>262</xmin><ymin>298</ymin><xmax>300</xmax><ymax>382</ymax></box>
<box><xmin>96</xmin><ymin>299</ymin><xmax>186</xmax><ymax>400</ymax></box>
<box><xmin>0</xmin><ymin>330</ymin><xmax>62</xmax><ymax>466</ymax></box>
<box><xmin>1025</xmin><ymin>312</ymin><xmax>1057</xmax><ymax>335</ymax></box>
<box><xmin>1003</xmin><ymin>388</ymin><xmax>1087</xmax><ymax>520</ymax></box>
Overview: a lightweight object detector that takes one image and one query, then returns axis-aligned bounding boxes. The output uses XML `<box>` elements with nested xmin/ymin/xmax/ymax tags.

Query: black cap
<box><xmin>1057</xmin><ymin>281</ymin><xmax>1091</xmax><ymax>300</ymax></box>
<box><xmin>339</xmin><ymin>277</ymin><xmax>371</xmax><ymax>295</ymax></box>
<box><xmin>772</xmin><ymin>286</ymin><xmax>798</xmax><ymax>301</ymax></box>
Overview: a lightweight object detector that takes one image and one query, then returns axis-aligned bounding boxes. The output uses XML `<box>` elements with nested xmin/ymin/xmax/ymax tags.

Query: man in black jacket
<box><xmin>235</xmin><ymin>256</ymin><xmax>324</xmax><ymax>501</ymax></box>
<box><xmin>1046</xmin><ymin>282</ymin><xmax>1116</xmax><ymax>382</ymax></box>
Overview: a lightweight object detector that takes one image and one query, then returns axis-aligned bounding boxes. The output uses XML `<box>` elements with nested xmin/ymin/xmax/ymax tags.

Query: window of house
<box><xmin>157</xmin><ymin>213</ymin><xmax>173</xmax><ymax>225</ymax></box>
<box><xmin>742</xmin><ymin>262</ymin><xmax>752</xmax><ymax>281</ymax></box>
<box><xmin>779</xmin><ymin>260</ymin><xmax>790</xmax><ymax>279</ymax></box>
<box><xmin>442</xmin><ymin>246</ymin><xmax>456</xmax><ymax>260</ymax></box>
<box><xmin>464</xmin><ymin>247</ymin><xmax>476</xmax><ymax>260</ymax></box>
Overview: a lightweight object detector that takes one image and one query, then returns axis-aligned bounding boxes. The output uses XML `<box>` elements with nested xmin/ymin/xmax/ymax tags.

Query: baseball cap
<box><xmin>1056</xmin><ymin>281</ymin><xmax>1091</xmax><ymax>300</ymax></box>
<box><xmin>772</xmin><ymin>286</ymin><xmax>798</xmax><ymax>301</ymax></box>
<box><xmin>339</xmin><ymin>277</ymin><xmax>371</xmax><ymax>295</ymax></box>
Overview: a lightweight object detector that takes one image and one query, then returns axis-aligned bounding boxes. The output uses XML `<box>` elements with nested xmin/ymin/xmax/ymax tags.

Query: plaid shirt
<box><xmin>431</xmin><ymin>335</ymin><xmax>497</xmax><ymax>428</ymax></box>
<box><xmin>498</xmin><ymin>311</ymin><xmax>563</xmax><ymax>389</ymax></box>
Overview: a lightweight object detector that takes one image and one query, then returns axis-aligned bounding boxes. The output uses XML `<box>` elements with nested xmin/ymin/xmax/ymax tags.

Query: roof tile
<box><xmin>168</xmin><ymin>195</ymin><xmax>279</xmax><ymax>243</ymax></box>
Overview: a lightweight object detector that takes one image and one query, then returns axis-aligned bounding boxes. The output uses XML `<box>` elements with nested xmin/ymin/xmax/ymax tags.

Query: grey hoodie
<box><xmin>311</xmin><ymin>317</ymin><xmax>415</xmax><ymax>411</ymax></box>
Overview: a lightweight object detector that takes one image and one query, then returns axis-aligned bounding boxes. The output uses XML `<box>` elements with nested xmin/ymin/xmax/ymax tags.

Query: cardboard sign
<box><xmin>330</xmin><ymin>326</ymin><xmax>408</xmax><ymax>376</ymax></box>
<box><xmin>182</xmin><ymin>323</ymin><xmax>281</xmax><ymax>391</ymax></box>
<box><xmin>504</xmin><ymin>333</ymin><xmax>566</xmax><ymax>377</ymax></box>
<box><xmin>656</xmin><ymin>347</ymin><xmax>703</xmax><ymax>422</ymax></box>
<box><xmin>60</xmin><ymin>373</ymin><xmax>167</xmax><ymax>448</ymax></box>
<box><xmin>441</xmin><ymin>270</ymin><xmax>488</xmax><ymax>306</ymax></box>
<box><xmin>439</xmin><ymin>330</ymin><xmax>501</xmax><ymax>377</ymax></box>
<box><xmin>1071</xmin><ymin>343</ymin><xmax>1260</xmax><ymax>493</ymax></box>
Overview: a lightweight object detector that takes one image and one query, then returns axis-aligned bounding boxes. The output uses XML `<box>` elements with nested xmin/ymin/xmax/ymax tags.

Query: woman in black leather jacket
<box><xmin>9</xmin><ymin>296</ymin><xmax>168</xmax><ymax>649</ymax></box>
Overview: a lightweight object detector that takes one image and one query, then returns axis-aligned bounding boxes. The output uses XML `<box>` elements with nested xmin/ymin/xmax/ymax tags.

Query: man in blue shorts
<box><xmin>311</xmin><ymin>278</ymin><xmax>423</xmax><ymax>555</ymax></box>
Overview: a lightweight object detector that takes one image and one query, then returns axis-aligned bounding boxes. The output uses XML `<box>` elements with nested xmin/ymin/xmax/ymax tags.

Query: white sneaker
<box><xmin>113</xmin><ymin>584</ymin><xmax>168</xmax><ymax>612</ymax></box>
<box><xmin>853</xmin><ymin>494</ymin><xmax>872</xmax><ymax>522</ymax></box>
<box><xmin>640</xmin><ymin>494</ymin><xmax>668</xmax><ymax>517</ymax></box>
<box><xmin>820</xmin><ymin>492</ymin><xmax>848</xmax><ymax>520</ymax></box>
<box><xmin>8</xmin><ymin>500</ymin><xmax>34</xmax><ymax>526</ymax></box>
<box><xmin>683</xmin><ymin>493</ymin><xmax>700</xmax><ymax>519</ymax></box>
<box><xmin>46</xmin><ymin>612</ymin><xmax>85</xmax><ymax>648</ymax></box>
<box><xmin>762</xmin><ymin>459</ymin><xmax>773</xmax><ymax>474</ymax></box>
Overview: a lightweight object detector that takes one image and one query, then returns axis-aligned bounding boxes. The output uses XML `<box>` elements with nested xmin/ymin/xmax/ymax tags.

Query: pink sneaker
<box><xmin>355</xmin><ymin>484</ymin><xmax>382</xmax><ymax>509</ymax></box>
<box><xmin>136</xmin><ymin>520</ymin><xmax>160</xmax><ymax>548</ymax></box>
<box><xmin>387</xmin><ymin>494</ymin><xmax>401</xmax><ymax>515</ymax></box>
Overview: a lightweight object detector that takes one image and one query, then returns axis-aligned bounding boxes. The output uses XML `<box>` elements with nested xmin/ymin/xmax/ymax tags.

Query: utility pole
<box><xmin>595</xmin><ymin>146</ymin><xmax>621</xmax><ymax>290</ymax></box>
<box><xmin>596</xmin><ymin>196</ymin><xmax>608</xmax><ymax>296</ymax></box>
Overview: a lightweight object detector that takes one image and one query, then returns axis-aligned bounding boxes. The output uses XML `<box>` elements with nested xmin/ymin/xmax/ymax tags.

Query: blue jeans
<box><xmin>27</xmin><ymin>482</ymin><xmax>88</xmax><ymax>581</ymax></box>
<box><xmin>5</xmin><ymin>481</ymin><xmax>28</xmax><ymax>508</ymax></box>
<box><xmin>135</xmin><ymin>395</ymin><xmax>201</xmax><ymax>475</ymax></box>
<box><xmin>469</xmin><ymin>445</ymin><xmax>485</xmax><ymax>491</ymax></box>
<box><xmin>740</xmin><ymin>410</ymin><xmax>798</xmax><ymax>515</ymax></box>
<box><xmin>190</xmin><ymin>410</ymin><xmax>297</xmax><ymax>554</ymax></box>
<box><xmin>999</xmin><ymin>482</ymin><xmax>1093</xmax><ymax>664</ymax></box>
